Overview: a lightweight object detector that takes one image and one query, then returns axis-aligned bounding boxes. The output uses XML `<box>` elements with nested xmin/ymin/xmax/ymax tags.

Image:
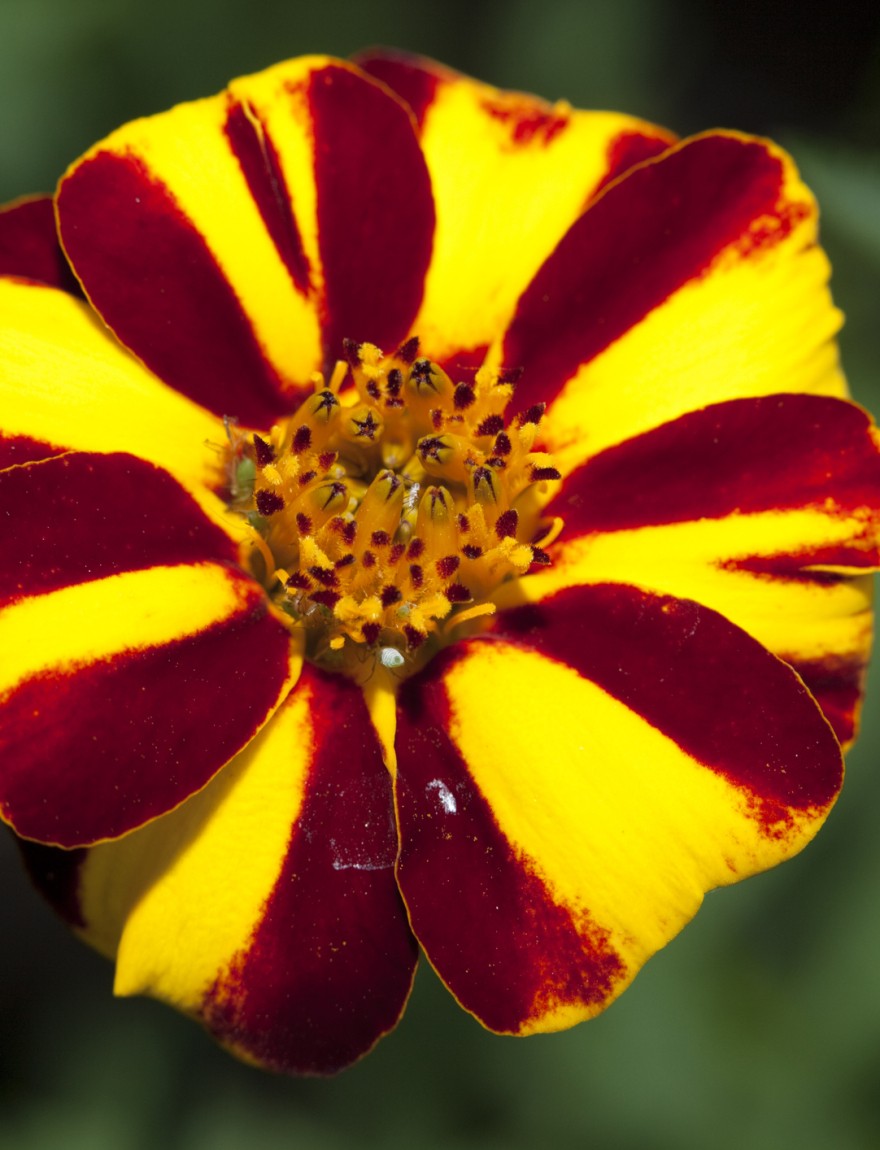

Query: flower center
<box><xmin>226</xmin><ymin>339</ymin><xmax>562</xmax><ymax>680</ymax></box>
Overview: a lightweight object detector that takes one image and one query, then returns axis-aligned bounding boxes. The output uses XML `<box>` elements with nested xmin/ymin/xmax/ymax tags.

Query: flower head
<box><xmin>1</xmin><ymin>51</ymin><xmax>879</xmax><ymax>1075</ymax></box>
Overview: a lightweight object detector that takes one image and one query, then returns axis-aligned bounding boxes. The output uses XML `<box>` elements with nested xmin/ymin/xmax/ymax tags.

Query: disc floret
<box><xmin>227</xmin><ymin>339</ymin><xmax>562</xmax><ymax>677</ymax></box>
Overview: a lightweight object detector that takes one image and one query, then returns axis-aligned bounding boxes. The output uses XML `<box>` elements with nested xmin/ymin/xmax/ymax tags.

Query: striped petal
<box><xmin>0</xmin><ymin>195</ymin><xmax>81</xmax><ymax>293</ymax></box>
<box><xmin>0</xmin><ymin>277</ymin><xmax>224</xmax><ymax>480</ymax></box>
<box><xmin>497</xmin><ymin>133</ymin><xmax>847</xmax><ymax>474</ymax></box>
<box><xmin>22</xmin><ymin>665</ymin><xmax>417</xmax><ymax>1075</ymax></box>
<box><xmin>357</xmin><ymin>49</ymin><xmax>674</xmax><ymax>365</ymax></box>
<box><xmin>395</xmin><ymin>583</ymin><xmax>841</xmax><ymax>1036</ymax></box>
<box><xmin>520</xmin><ymin>394</ymin><xmax>880</xmax><ymax>743</ymax></box>
<box><xmin>0</xmin><ymin>452</ymin><xmax>298</xmax><ymax>846</ymax></box>
<box><xmin>56</xmin><ymin>57</ymin><xmax>434</xmax><ymax>426</ymax></box>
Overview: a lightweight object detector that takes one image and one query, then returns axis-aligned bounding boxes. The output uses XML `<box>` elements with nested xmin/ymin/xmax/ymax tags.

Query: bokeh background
<box><xmin>2</xmin><ymin>1</ymin><xmax>880</xmax><ymax>1147</ymax></box>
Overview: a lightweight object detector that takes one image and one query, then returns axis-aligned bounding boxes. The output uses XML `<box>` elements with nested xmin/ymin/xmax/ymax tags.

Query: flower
<box><xmin>1</xmin><ymin>49</ymin><xmax>878</xmax><ymax>1077</ymax></box>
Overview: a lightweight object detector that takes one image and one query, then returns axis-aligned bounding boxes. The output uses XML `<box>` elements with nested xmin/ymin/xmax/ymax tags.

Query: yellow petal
<box><xmin>0</xmin><ymin>277</ymin><xmax>223</xmax><ymax>486</ymax></box>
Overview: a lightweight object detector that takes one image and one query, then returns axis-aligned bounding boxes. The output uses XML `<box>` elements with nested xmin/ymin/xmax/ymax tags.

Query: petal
<box><xmin>0</xmin><ymin>195</ymin><xmax>81</xmax><ymax>293</ymax></box>
<box><xmin>56</xmin><ymin>57</ymin><xmax>434</xmax><ymax>424</ymax></box>
<box><xmin>22</xmin><ymin>665</ymin><xmax>417</xmax><ymax>1076</ymax></box>
<box><xmin>0</xmin><ymin>277</ymin><xmax>224</xmax><ymax>482</ymax></box>
<box><xmin>498</xmin><ymin>133</ymin><xmax>847</xmax><ymax>473</ymax></box>
<box><xmin>0</xmin><ymin>453</ymin><xmax>298</xmax><ymax>846</ymax></box>
<box><xmin>522</xmin><ymin>394</ymin><xmax>880</xmax><ymax>743</ymax></box>
<box><xmin>357</xmin><ymin>49</ymin><xmax>674</xmax><ymax>363</ymax></box>
<box><xmin>395</xmin><ymin>583</ymin><xmax>841</xmax><ymax>1036</ymax></box>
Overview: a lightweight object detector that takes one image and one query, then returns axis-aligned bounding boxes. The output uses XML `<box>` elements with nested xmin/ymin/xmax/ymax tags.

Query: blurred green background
<box><xmin>2</xmin><ymin>1</ymin><xmax>880</xmax><ymax>1147</ymax></box>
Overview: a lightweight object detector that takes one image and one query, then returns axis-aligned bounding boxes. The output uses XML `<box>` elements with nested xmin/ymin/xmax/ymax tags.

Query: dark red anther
<box><xmin>530</xmin><ymin>465</ymin><xmax>562</xmax><ymax>482</ymax></box>
<box><xmin>362</xmin><ymin>621</ymin><xmax>381</xmax><ymax>646</ymax></box>
<box><xmin>495</xmin><ymin>509</ymin><xmax>519</xmax><ymax>539</ymax></box>
<box><xmin>342</xmin><ymin>338</ymin><xmax>362</xmax><ymax>366</ymax></box>
<box><xmin>386</xmin><ymin>369</ymin><xmax>403</xmax><ymax>397</ymax></box>
<box><xmin>287</xmin><ymin>571</ymin><xmax>312</xmax><ymax>590</ymax></box>
<box><xmin>318</xmin><ymin>451</ymin><xmax>337</xmax><ymax>471</ymax></box>
<box><xmin>476</xmin><ymin>414</ymin><xmax>505</xmax><ymax>436</ymax></box>
<box><xmin>366</xmin><ymin>380</ymin><xmax>381</xmax><ymax>400</ymax></box>
<box><xmin>362</xmin><ymin>551</ymin><xmax>377</xmax><ymax>569</ymax></box>
<box><xmin>457</xmin><ymin>514</ymin><xmax>470</xmax><ymax>532</ymax></box>
<box><xmin>334</xmin><ymin>553</ymin><xmax>356</xmax><ymax>569</ymax></box>
<box><xmin>311</xmin><ymin>589</ymin><xmax>341</xmax><ymax>609</ymax></box>
<box><xmin>436</xmin><ymin>555</ymin><xmax>460</xmax><ymax>579</ymax></box>
<box><xmin>371</xmin><ymin>530</ymin><xmax>391</xmax><ymax>547</ymax></box>
<box><xmin>404</xmin><ymin>625</ymin><xmax>426</xmax><ymax>650</ymax></box>
<box><xmin>295</xmin><ymin>512</ymin><xmax>313</xmax><ymax>535</ymax></box>
<box><xmin>517</xmin><ymin>403</ymin><xmax>545</xmax><ymax>426</ymax></box>
<box><xmin>389</xmin><ymin>543</ymin><xmax>406</xmax><ymax>565</ymax></box>
<box><xmin>309</xmin><ymin>566</ymin><xmax>339</xmax><ymax>587</ymax></box>
<box><xmin>498</xmin><ymin>366</ymin><xmax>524</xmax><ymax>385</ymax></box>
<box><xmin>445</xmin><ymin>582</ymin><xmax>472</xmax><ymax>603</ymax></box>
<box><xmin>298</xmin><ymin>469</ymin><xmax>318</xmax><ymax>486</ymax></box>
<box><xmin>493</xmin><ymin>432</ymin><xmax>512</xmax><ymax>456</ymax></box>
<box><xmin>530</xmin><ymin>546</ymin><xmax>552</xmax><ymax>566</ymax></box>
<box><xmin>381</xmin><ymin>585</ymin><xmax>403</xmax><ymax>608</ymax></box>
<box><xmin>252</xmin><ymin>434</ymin><xmax>275</xmax><ymax>468</ymax></box>
<box><xmin>409</xmin><ymin>563</ymin><xmax>424</xmax><ymax>589</ymax></box>
<box><xmin>462</xmin><ymin>544</ymin><xmax>483</xmax><ymax>560</ymax></box>
<box><xmin>406</xmin><ymin>537</ymin><xmax>425</xmax><ymax>559</ymax></box>
<box><xmin>292</xmin><ymin>425</ymin><xmax>312</xmax><ymax>454</ymax></box>
<box><xmin>453</xmin><ymin>382</ymin><xmax>476</xmax><ymax>410</ymax></box>
<box><xmin>256</xmin><ymin>489</ymin><xmax>284</xmax><ymax>516</ymax></box>
<box><xmin>396</xmin><ymin>336</ymin><xmax>420</xmax><ymax>364</ymax></box>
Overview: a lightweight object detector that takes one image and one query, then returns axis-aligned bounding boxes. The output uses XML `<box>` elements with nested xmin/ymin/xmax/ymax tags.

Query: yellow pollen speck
<box><xmin>225</xmin><ymin>339</ymin><xmax>563</xmax><ymax>679</ymax></box>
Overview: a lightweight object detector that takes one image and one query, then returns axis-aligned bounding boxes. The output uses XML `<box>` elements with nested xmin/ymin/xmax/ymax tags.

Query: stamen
<box><xmin>253</xmin><ymin>434</ymin><xmax>275</xmax><ymax>467</ymax></box>
<box><xmin>256</xmin><ymin>490</ymin><xmax>284</xmax><ymax>516</ymax></box>
<box><xmin>227</xmin><ymin>337</ymin><xmax>563</xmax><ymax>677</ymax></box>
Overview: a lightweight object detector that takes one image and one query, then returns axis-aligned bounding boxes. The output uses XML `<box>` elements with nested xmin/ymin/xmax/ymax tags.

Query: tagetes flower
<box><xmin>1</xmin><ymin>50</ymin><xmax>878</xmax><ymax>1076</ymax></box>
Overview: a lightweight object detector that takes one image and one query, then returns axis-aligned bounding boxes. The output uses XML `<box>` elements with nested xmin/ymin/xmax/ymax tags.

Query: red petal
<box><xmin>505</xmin><ymin>134</ymin><xmax>809</xmax><ymax>415</ymax></box>
<box><xmin>0</xmin><ymin>196</ymin><xmax>81</xmax><ymax>295</ymax></box>
<box><xmin>201</xmin><ymin>666</ymin><xmax>417</xmax><ymax>1075</ymax></box>
<box><xmin>552</xmin><ymin>394</ymin><xmax>880</xmax><ymax>557</ymax></box>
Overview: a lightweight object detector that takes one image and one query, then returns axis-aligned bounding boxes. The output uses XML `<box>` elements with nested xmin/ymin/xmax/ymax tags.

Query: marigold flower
<box><xmin>1</xmin><ymin>50</ymin><xmax>879</xmax><ymax>1076</ymax></box>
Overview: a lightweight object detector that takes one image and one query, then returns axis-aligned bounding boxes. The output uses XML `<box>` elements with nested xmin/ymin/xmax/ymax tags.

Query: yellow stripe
<box><xmin>506</xmin><ymin>509</ymin><xmax>875</xmax><ymax>664</ymax></box>
<box><xmin>77</xmin><ymin>682</ymin><xmax>314</xmax><ymax>1005</ymax></box>
<box><xmin>0</xmin><ymin>279</ymin><xmax>224</xmax><ymax>488</ymax></box>
<box><xmin>443</xmin><ymin>640</ymin><xmax>829</xmax><ymax>1033</ymax></box>
<box><xmin>68</xmin><ymin>59</ymin><xmax>327</xmax><ymax>391</ymax></box>
<box><xmin>0</xmin><ymin>563</ymin><xmax>254</xmax><ymax>695</ymax></box>
<box><xmin>412</xmin><ymin>72</ymin><xmax>671</xmax><ymax>360</ymax></box>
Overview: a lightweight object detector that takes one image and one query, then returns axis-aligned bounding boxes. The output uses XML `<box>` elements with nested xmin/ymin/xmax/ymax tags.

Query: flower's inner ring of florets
<box><xmin>226</xmin><ymin>338</ymin><xmax>562</xmax><ymax>678</ymax></box>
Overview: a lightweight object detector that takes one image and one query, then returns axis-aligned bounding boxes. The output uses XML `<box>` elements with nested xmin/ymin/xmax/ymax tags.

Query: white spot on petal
<box><xmin>426</xmin><ymin>778</ymin><xmax>457</xmax><ymax>814</ymax></box>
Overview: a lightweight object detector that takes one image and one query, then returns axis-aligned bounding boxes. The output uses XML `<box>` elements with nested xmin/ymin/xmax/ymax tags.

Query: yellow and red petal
<box><xmin>56</xmin><ymin>57</ymin><xmax>434</xmax><ymax>426</ymax></box>
<box><xmin>0</xmin><ymin>277</ymin><xmax>224</xmax><ymax>479</ymax></box>
<box><xmin>0</xmin><ymin>453</ymin><xmax>297</xmax><ymax>847</ymax></box>
<box><xmin>395</xmin><ymin>583</ymin><xmax>841</xmax><ymax>1036</ymax></box>
<box><xmin>528</xmin><ymin>394</ymin><xmax>880</xmax><ymax>743</ymax></box>
<box><xmin>22</xmin><ymin>665</ymin><xmax>416</xmax><ymax>1075</ymax></box>
<box><xmin>0</xmin><ymin>195</ymin><xmax>81</xmax><ymax>294</ymax></box>
<box><xmin>498</xmin><ymin>132</ymin><xmax>846</xmax><ymax>472</ymax></box>
<box><xmin>356</xmin><ymin>49</ymin><xmax>675</xmax><ymax>365</ymax></box>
